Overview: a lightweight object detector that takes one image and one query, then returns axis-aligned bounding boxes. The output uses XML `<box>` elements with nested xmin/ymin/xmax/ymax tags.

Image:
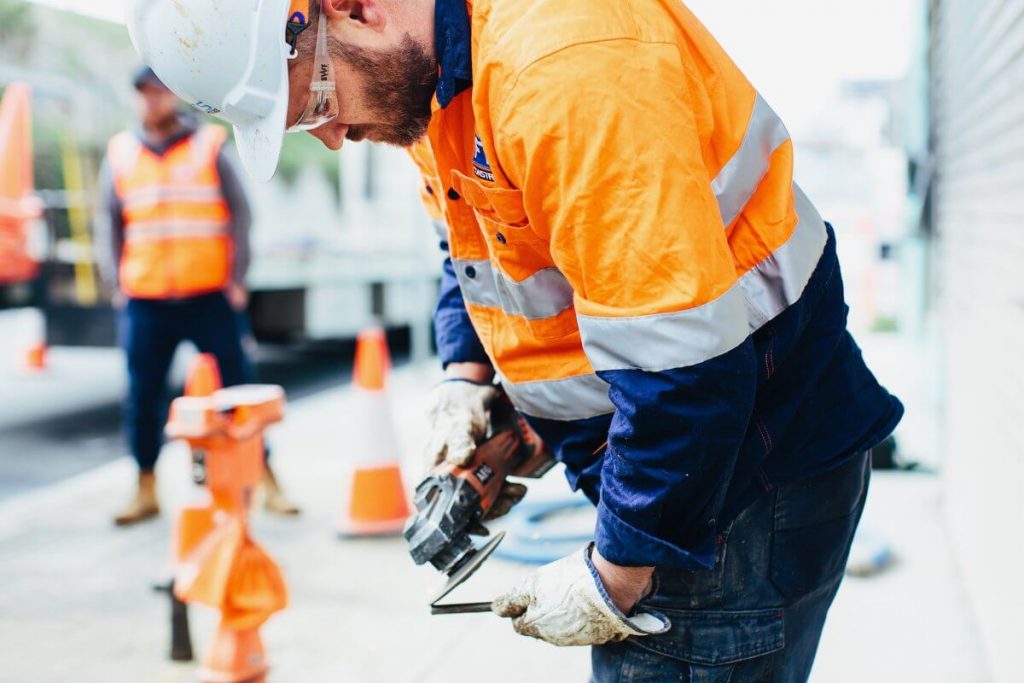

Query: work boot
<box><xmin>263</xmin><ymin>464</ymin><xmax>300</xmax><ymax>516</ymax></box>
<box><xmin>113</xmin><ymin>471</ymin><xmax>160</xmax><ymax>526</ymax></box>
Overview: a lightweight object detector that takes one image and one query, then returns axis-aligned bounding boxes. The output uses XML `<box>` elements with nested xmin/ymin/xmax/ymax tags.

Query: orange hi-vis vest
<box><xmin>416</xmin><ymin>0</ymin><xmax>828</xmax><ymax>421</ymax></box>
<box><xmin>108</xmin><ymin>125</ymin><xmax>232</xmax><ymax>299</ymax></box>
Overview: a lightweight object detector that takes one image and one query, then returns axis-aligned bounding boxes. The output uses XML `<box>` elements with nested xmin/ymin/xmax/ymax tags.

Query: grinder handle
<box><xmin>440</xmin><ymin>394</ymin><xmax>554</xmax><ymax>517</ymax></box>
<box><xmin>445</xmin><ymin>429</ymin><xmax>523</xmax><ymax>514</ymax></box>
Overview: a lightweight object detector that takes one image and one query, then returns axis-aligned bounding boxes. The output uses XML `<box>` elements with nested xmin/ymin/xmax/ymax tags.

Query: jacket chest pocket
<box><xmin>450</xmin><ymin>171</ymin><xmax>577</xmax><ymax>340</ymax></box>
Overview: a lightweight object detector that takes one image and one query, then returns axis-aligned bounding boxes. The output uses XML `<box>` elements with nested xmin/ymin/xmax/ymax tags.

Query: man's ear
<box><xmin>323</xmin><ymin>0</ymin><xmax>387</xmax><ymax>32</ymax></box>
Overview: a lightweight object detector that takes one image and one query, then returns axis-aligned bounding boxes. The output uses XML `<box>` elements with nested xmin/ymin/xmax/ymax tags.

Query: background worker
<box><xmin>128</xmin><ymin>1</ymin><xmax>903</xmax><ymax>680</ymax></box>
<box><xmin>94</xmin><ymin>66</ymin><xmax>299</xmax><ymax>526</ymax></box>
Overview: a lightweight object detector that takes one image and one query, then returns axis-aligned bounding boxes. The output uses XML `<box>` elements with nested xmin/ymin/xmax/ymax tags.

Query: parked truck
<box><xmin>2</xmin><ymin>78</ymin><xmax>440</xmax><ymax>356</ymax></box>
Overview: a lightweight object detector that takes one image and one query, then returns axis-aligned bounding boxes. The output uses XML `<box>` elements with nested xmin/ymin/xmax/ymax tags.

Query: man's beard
<box><xmin>330</xmin><ymin>34</ymin><xmax>438</xmax><ymax>147</ymax></box>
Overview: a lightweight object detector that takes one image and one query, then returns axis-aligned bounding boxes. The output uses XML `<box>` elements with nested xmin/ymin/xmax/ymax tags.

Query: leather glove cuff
<box><xmin>583</xmin><ymin>543</ymin><xmax>671</xmax><ymax>636</ymax></box>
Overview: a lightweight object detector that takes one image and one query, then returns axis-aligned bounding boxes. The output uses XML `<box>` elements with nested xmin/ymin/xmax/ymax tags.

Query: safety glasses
<box><xmin>286</xmin><ymin>4</ymin><xmax>340</xmax><ymax>133</ymax></box>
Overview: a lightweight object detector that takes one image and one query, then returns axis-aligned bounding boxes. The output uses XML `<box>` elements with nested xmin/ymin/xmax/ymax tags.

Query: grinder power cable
<box><xmin>404</xmin><ymin>394</ymin><xmax>553</xmax><ymax>615</ymax></box>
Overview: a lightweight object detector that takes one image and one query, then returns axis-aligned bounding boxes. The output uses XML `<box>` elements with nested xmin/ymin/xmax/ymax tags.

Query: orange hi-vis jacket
<box><xmin>107</xmin><ymin>125</ymin><xmax>232</xmax><ymax>299</ymax></box>
<box><xmin>420</xmin><ymin>0</ymin><xmax>902</xmax><ymax>569</ymax></box>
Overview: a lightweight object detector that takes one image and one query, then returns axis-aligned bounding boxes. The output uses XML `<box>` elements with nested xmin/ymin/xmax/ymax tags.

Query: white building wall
<box><xmin>929</xmin><ymin>2</ymin><xmax>1024</xmax><ymax>681</ymax></box>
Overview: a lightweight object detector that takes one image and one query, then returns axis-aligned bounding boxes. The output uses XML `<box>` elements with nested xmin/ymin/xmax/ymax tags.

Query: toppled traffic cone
<box><xmin>186</xmin><ymin>353</ymin><xmax>300</xmax><ymax>515</ymax></box>
<box><xmin>166</xmin><ymin>385</ymin><xmax>288</xmax><ymax>683</ymax></box>
<box><xmin>337</xmin><ymin>327</ymin><xmax>411</xmax><ymax>537</ymax></box>
<box><xmin>199</xmin><ymin>626</ymin><xmax>268</xmax><ymax>683</ymax></box>
<box><xmin>177</xmin><ymin>519</ymin><xmax>283</xmax><ymax>683</ymax></box>
<box><xmin>162</xmin><ymin>354</ymin><xmax>225</xmax><ymax>659</ymax></box>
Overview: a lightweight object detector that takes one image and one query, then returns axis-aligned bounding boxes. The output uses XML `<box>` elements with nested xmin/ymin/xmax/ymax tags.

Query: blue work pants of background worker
<box><xmin>592</xmin><ymin>451</ymin><xmax>871</xmax><ymax>683</ymax></box>
<box><xmin>120</xmin><ymin>291</ymin><xmax>254</xmax><ymax>472</ymax></box>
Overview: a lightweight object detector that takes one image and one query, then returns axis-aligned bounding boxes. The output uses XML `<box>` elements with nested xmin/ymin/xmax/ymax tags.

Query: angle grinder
<box><xmin>403</xmin><ymin>394</ymin><xmax>553</xmax><ymax>615</ymax></box>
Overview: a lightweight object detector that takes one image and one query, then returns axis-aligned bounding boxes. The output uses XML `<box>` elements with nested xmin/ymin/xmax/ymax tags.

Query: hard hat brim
<box><xmin>233</xmin><ymin>85</ymin><xmax>289</xmax><ymax>183</ymax></box>
<box><xmin>126</xmin><ymin>0</ymin><xmax>293</xmax><ymax>184</ymax></box>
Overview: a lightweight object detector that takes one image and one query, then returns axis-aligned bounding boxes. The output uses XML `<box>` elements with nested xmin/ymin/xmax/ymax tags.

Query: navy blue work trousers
<box><xmin>120</xmin><ymin>292</ymin><xmax>255</xmax><ymax>472</ymax></box>
<box><xmin>592</xmin><ymin>451</ymin><xmax>871</xmax><ymax>683</ymax></box>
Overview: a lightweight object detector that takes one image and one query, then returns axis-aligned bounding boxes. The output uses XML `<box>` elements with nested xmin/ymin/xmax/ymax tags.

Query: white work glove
<box><xmin>492</xmin><ymin>545</ymin><xmax>671</xmax><ymax>647</ymax></box>
<box><xmin>424</xmin><ymin>378</ymin><xmax>500</xmax><ymax>467</ymax></box>
<box><xmin>423</xmin><ymin>379</ymin><xmax>528</xmax><ymax>529</ymax></box>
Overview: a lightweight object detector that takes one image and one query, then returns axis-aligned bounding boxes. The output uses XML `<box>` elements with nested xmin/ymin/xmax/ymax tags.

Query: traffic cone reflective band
<box><xmin>0</xmin><ymin>82</ymin><xmax>42</xmax><ymax>286</ymax></box>
<box><xmin>186</xmin><ymin>353</ymin><xmax>223</xmax><ymax>397</ymax></box>
<box><xmin>337</xmin><ymin>326</ymin><xmax>410</xmax><ymax>536</ymax></box>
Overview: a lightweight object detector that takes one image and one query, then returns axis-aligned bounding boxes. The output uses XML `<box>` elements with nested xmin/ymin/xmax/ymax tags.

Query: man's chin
<box><xmin>346</xmin><ymin>121</ymin><xmax>430</xmax><ymax>147</ymax></box>
<box><xmin>345</xmin><ymin>126</ymin><xmax>371</xmax><ymax>143</ymax></box>
<box><xmin>346</xmin><ymin>125</ymin><xmax>390</xmax><ymax>144</ymax></box>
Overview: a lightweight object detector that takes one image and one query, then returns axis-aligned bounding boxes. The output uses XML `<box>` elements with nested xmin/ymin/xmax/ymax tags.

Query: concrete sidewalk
<box><xmin>0</xmin><ymin>353</ymin><xmax>988</xmax><ymax>682</ymax></box>
<box><xmin>0</xmin><ymin>364</ymin><xmax>591</xmax><ymax>683</ymax></box>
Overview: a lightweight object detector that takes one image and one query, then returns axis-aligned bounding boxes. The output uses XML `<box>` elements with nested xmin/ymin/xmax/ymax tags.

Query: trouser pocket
<box><xmin>633</xmin><ymin>606</ymin><xmax>784</xmax><ymax>664</ymax></box>
<box><xmin>593</xmin><ymin>607</ymin><xmax>785</xmax><ymax>683</ymax></box>
<box><xmin>769</xmin><ymin>453</ymin><xmax>870</xmax><ymax>599</ymax></box>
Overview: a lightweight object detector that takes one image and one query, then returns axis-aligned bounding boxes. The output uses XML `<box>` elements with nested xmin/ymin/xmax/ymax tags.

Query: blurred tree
<box><xmin>0</xmin><ymin>0</ymin><xmax>35</xmax><ymax>60</ymax></box>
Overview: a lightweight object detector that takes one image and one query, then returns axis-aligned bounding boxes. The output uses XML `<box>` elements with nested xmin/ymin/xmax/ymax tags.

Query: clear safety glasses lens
<box><xmin>287</xmin><ymin>10</ymin><xmax>339</xmax><ymax>133</ymax></box>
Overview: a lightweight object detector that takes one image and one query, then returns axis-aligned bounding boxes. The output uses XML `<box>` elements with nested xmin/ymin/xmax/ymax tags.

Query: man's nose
<box><xmin>312</xmin><ymin>123</ymin><xmax>349</xmax><ymax>151</ymax></box>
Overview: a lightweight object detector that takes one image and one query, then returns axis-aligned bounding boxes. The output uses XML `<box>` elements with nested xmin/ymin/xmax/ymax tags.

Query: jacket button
<box><xmin>496</xmin><ymin>232</ymin><xmax>506</xmax><ymax>244</ymax></box>
<box><xmin>464</xmin><ymin>265</ymin><xmax>477</xmax><ymax>279</ymax></box>
<box><xmin>447</xmin><ymin>188</ymin><xmax>460</xmax><ymax>200</ymax></box>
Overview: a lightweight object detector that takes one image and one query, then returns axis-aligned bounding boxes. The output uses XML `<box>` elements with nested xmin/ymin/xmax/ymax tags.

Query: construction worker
<box><xmin>95</xmin><ymin>66</ymin><xmax>298</xmax><ymax>526</ymax></box>
<box><xmin>128</xmin><ymin>1</ymin><xmax>904</xmax><ymax>679</ymax></box>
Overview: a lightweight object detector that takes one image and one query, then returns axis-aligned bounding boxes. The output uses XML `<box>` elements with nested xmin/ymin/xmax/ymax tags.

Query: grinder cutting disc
<box><xmin>430</xmin><ymin>531</ymin><xmax>506</xmax><ymax>610</ymax></box>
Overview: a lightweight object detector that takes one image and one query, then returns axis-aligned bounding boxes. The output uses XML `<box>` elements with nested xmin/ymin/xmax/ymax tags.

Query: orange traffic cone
<box><xmin>353</xmin><ymin>326</ymin><xmax>390</xmax><ymax>391</ymax></box>
<box><xmin>16</xmin><ymin>308</ymin><xmax>47</xmax><ymax>373</ymax></box>
<box><xmin>21</xmin><ymin>341</ymin><xmax>47</xmax><ymax>371</ymax></box>
<box><xmin>186</xmin><ymin>353</ymin><xmax>224</xmax><ymax>397</ymax></box>
<box><xmin>167</xmin><ymin>388</ymin><xmax>288</xmax><ymax>682</ymax></box>
<box><xmin>0</xmin><ymin>82</ymin><xmax>42</xmax><ymax>287</ymax></box>
<box><xmin>172</xmin><ymin>355</ymin><xmax>224</xmax><ymax>576</ymax></box>
<box><xmin>198</xmin><ymin>626</ymin><xmax>268</xmax><ymax>683</ymax></box>
<box><xmin>337</xmin><ymin>327</ymin><xmax>411</xmax><ymax>536</ymax></box>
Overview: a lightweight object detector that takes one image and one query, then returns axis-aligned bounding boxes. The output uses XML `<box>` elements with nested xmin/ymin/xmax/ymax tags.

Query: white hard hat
<box><xmin>127</xmin><ymin>0</ymin><xmax>300</xmax><ymax>182</ymax></box>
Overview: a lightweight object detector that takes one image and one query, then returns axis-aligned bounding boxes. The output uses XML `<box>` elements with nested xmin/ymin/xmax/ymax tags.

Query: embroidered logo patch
<box><xmin>472</xmin><ymin>136</ymin><xmax>494</xmax><ymax>182</ymax></box>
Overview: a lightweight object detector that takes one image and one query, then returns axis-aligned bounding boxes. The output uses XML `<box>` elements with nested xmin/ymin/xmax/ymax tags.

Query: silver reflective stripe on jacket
<box><xmin>501</xmin><ymin>373</ymin><xmax>615</xmax><ymax>421</ymax></box>
<box><xmin>578</xmin><ymin>287</ymin><xmax>749</xmax><ymax>373</ymax></box>
<box><xmin>577</xmin><ymin>183</ymin><xmax>827</xmax><ymax>373</ymax></box>
<box><xmin>123</xmin><ymin>220</ymin><xmax>229</xmax><ymax>242</ymax></box>
<box><xmin>712</xmin><ymin>94</ymin><xmax>791</xmax><ymax>229</ymax></box>
<box><xmin>453</xmin><ymin>258</ymin><xmax>574</xmax><ymax>321</ymax></box>
<box><xmin>739</xmin><ymin>184</ymin><xmax>828</xmax><ymax>328</ymax></box>
<box><xmin>121</xmin><ymin>185</ymin><xmax>225</xmax><ymax>210</ymax></box>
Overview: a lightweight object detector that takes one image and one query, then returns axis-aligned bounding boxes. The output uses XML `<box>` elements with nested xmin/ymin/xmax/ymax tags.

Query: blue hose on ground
<box><xmin>492</xmin><ymin>496</ymin><xmax>595</xmax><ymax>565</ymax></box>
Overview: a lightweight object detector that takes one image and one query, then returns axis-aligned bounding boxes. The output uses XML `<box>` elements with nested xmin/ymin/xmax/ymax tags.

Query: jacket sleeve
<box><xmin>495</xmin><ymin>40</ymin><xmax>757</xmax><ymax>569</ymax></box>
<box><xmin>93</xmin><ymin>156</ymin><xmax>124</xmax><ymax>289</ymax></box>
<box><xmin>215</xmin><ymin>143</ymin><xmax>253</xmax><ymax>284</ymax></box>
<box><xmin>434</xmin><ymin>250</ymin><xmax>490</xmax><ymax>368</ymax></box>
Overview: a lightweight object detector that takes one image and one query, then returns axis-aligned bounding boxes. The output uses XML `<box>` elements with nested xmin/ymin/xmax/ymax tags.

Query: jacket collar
<box><xmin>134</xmin><ymin>113</ymin><xmax>199</xmax><ymax>157</ymax></box>
<box><xmin>434</xmin><ymin>0</ymin><xmax>473</xmax><ymax>108</ymax></box>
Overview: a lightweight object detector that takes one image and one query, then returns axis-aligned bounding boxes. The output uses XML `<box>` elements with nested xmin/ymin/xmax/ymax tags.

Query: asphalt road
<box><xmin>0</xmin><ymin>343</ymin><xmax>382</xmax><ymax>502</ymax></box>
